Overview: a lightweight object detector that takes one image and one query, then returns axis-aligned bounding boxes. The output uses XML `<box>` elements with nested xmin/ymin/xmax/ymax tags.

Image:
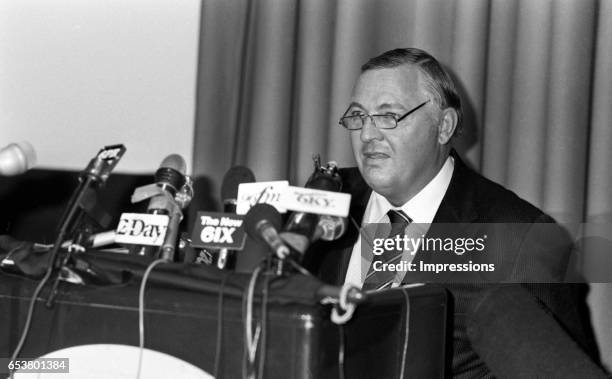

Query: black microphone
<box><xmin>244</xmin><ymin>203</ymin><xmax>290</xmax><ymax>259</ymax></box>
<box><xmin>217</xmin><ymin>166</ymin><xmax>256</xmax><ymax>268</ymax></box>
<box><xmin>281</xmin><ymin>157</ymin><xmax>346</xmax><ymax>255</ymax></box>
<box><xmin>59</xmin><ymin>144</ymin><xmax>126</xmax><ymax>235</ymax></box>
<box><xmin>221</xmin><ymin>165</ymin><xmax>256</xmax><ymax>213</ymax></box>
<box><xmin>0</xmin><ymin>141</ymin><xmax>37</xmax><ymax>176</ymax></box>
<box><xmin>467</xmin><ymin>285</ymin><xmax>607</xmax><ymax>378</ymax></box>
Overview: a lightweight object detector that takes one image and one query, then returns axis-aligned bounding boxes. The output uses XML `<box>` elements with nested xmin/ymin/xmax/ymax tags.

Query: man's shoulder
<box><xmin>460</xmin><ymin>164</ymin><xmax>553</xmax><ymax>224</ymax></box>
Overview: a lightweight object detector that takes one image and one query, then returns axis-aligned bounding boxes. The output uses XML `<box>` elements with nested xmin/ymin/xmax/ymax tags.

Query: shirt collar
<box><xmin>365</xmin><ymin>156</ymin><xmax>455</xmax><ymax>224</ymax></box>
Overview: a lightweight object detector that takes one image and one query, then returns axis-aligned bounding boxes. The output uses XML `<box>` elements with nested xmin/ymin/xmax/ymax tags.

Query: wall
<box><xmin>0</xmin><ymin>0</ymin><xmax>199</xmax><ymax>174</ymax></box>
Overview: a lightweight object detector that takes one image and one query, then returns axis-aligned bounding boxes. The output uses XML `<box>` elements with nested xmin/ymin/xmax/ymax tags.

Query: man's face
<box><xmin>348</xmin><ymin>65</ymin><xmax>448</xmax><ymax>205</ymax></box>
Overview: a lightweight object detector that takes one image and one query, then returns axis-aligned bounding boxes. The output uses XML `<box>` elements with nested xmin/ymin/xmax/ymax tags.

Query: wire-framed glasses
<box><xmin>338</xmin><ymin>100</ymin><xmax>430</xmax><ymax>130</ymax></box>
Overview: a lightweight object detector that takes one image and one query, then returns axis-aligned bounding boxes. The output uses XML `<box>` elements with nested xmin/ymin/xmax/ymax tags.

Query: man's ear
<box><xmin>437</xmin><ymin>108</ymin><xmax>458</xmax><ymax>145</ymax></box>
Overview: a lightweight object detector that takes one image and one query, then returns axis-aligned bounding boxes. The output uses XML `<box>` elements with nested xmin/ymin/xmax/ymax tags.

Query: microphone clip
<box><xmin>307</xmin><ymin>153</ymin><xmax>342</xmax><ymax>191</ymax></box>
<box><xmin>131</xmin><ymin>177</ymin><xmax>193</xmax><ymax>210</ymax></box>
<box><xmin>81</xmin><ymin>144</ymin><xmax>126</xmax><ymax>185</ymax></box>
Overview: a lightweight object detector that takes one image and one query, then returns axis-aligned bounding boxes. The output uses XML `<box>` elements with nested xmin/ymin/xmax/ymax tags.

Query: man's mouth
<box><xmin>363</xmin><ymin>151</ymin><xmax>390</xmax><ymax>160</ymax></box>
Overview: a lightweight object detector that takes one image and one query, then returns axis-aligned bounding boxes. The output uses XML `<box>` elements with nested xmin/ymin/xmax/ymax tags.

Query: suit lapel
<box><xmin>406</xmin><ymin>151</ymin><xmax>479</xmax><ymax>280</ymax></box>
<box><xmin>431</xmin><ymin>150</ymin><xmax>478</xmax><ymax>224</ymax></box>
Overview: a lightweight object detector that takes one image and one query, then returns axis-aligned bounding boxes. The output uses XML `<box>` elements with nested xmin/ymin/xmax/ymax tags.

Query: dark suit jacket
<box><xmin>304</xmin><ymin>151</ymin><xmax>599</xmax><ymax>378</ymax></box>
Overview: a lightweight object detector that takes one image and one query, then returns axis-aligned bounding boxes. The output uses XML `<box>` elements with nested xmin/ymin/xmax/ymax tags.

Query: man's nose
<box><xmin>360</xmin><ymin>116</ymin><xmax>384</xmax><ymax>142</ymax></box>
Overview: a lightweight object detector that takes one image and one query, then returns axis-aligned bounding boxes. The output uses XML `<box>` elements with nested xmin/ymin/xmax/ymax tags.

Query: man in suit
<box><xmin>306</xmin><ymin>48</ymin><xmax>601</xmax><ymax>377</ymax></box>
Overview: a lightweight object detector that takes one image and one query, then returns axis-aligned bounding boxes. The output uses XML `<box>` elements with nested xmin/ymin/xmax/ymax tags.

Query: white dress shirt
<box><xmin>344</xmin><ymin>156</ymin><xmax>455</xmax><ymax>288</ymax></box>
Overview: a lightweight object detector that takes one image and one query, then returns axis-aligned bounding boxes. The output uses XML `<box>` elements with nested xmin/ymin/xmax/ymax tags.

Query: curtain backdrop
<box><xmin>193</xmin><ymin>0</ymin><xmax>612</xmax><ymax>369</ymax></box>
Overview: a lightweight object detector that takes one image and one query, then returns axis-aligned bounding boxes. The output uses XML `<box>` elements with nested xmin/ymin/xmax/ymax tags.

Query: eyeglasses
<box><xmin>338</xmin><ymin>100</ymin><xmax>430</xmax><ymax>130</ymax></box>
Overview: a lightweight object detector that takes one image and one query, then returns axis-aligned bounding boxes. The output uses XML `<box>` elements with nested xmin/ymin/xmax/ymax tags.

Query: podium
<box><xmin>0</xmin><ymin>252</ymin><xmax>447</xmax><ymax>378</ymax></box>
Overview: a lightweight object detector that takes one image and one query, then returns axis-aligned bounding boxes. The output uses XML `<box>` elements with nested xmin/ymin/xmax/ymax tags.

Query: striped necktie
<box><xmin>362</xmin><ymin>209</ymin><xmax>412</xmax><ymax>290</ymax></box>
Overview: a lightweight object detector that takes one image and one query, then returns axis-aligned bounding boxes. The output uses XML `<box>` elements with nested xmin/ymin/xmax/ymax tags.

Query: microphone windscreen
<box><xmin>159</xmin><ymin>154</ymin><xmax>187</xmax><ymax>174</ymax></box>
<box><xmin>0</xmin><ymin>141</ymin><xmax>37</xmax><ymax>176</ymax></box>
<box><xmin>155</xmin><ymin>154</ymin><xmax>186</xmax><ymax>194</ymax></box>
<box><xmin>466</xmin><ymin>285</ymin><xmax>606</xmax><ymax>379</ymax></box>
<box><xmin>244</xmin><ymin>203</ymin><xmax>282</xmax><ymax>237</ymax></box>
<box><xmin>221</xmin><ymin>165</ymin><xmax>255</xmax><ymax>201</ymax></box>
<box><xmin>16</xmin><ymin>141</ymin><xmax>37</xmax><ymax>168</ymax></box>
<box><xmin>305</xmin><ymin>171</ymin><xmax>341</xmax><ymax>192</ymax></box>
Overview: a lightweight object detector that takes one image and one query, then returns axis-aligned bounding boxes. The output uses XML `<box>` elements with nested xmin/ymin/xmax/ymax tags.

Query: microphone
<box><xmin>467</xmin><ymin>285</ymin><xmax>607</xmax><ymax>378</ymax></box>
<box><xmin>244</xmin><ymin>203</ymin><xmax>290</xmax><ymax>259</ymax></box>
<box><xmin>147</xmin><ymin>154</ymin><xmax>187</xmax><ymax>213</ymax></box>
<box><xmin>154</xmin><ymin>154</ymin><xmax>189</xmax><ymax>261</ymax></box>
<box><xmin>221</xmin><ymin>166</ymin><xmax>256</xmax><ymax>213</ymax></box>
<box><xmin>217</xmin><ymin>166</ymin><xmax>255</xmax><ymax>268</ymax></box>
<box><xmin>61</xmin><ymin>230</ymin><xmax>117</xmax><ymax>249</ymax></box>
<box><xmin>0</xmin><ymin>141</ymin><xmax>37</xmax><ymax>176</ymax></box>
<box><xmin>316</xmin><ymin>215</ymin><xmax>348</xmax><ymax>241</ymax></box>
<box><xmin>58</xmin><ymin>144</ymin><xmax>126</xmax><ymax>234</ymax></box>
<box><xmin>281</xmin><ymin>156</ymin><xmax>346</xmax><ymax>255</ymax></box>
<box><xmin>129</xmin><ymin>154</ymin><xmax>191</xmax><ymax>260</ymax></box>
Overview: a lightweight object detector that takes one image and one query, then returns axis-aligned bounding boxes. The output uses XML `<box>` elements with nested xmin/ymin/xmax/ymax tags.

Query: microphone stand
<box><xmin>44</xmin><ymin>145</ymin><xmax>125</xmax><ymax>308</ymax></box>
<box><xmin>44</xmin><ymin>176</ymin><xmax>98</xmax><ymax>308</ymax></box>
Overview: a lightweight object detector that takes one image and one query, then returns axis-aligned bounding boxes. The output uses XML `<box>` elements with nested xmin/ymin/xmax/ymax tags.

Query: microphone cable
<box><xmin>284</xmin><ymin>256</ymin><xmax>313</xmax><ymax>277</ymax></box>
<box><xmin>6</xmin><ymin>260</ymin><xmax>53</xmax><ymax>379</ymax></box>
<box><xmin>136</xmin><ymin>258</ymin><xmax>168</xmax><ymax>379</ymax></box>
<box><xmin>242</xmin><ymin>258</ymin><xmax>276</xmax><ymax>379</ymax></box>
<box><xmin>242</xmin><ymin>265</ymin><xmax>262</xmax><ymax>379</ymax></box>
<box><xmin>338</xmin><ymin>324</ymin><xmax>345</xmax><ymax>379</ymax></box>
<box><xmin>213</xmin><ymin>272</ymin><xmax>231</xmax><ymax>378</ymax></box>
<box><xmin>256</xmin><ymin>258</ymin><xmax>272</xmax><ymax>379</ymax></box>
<box><xmin>398</xmin><ymin>287</ymin><xmax>411</xmax><ymax>379</ymax></box>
